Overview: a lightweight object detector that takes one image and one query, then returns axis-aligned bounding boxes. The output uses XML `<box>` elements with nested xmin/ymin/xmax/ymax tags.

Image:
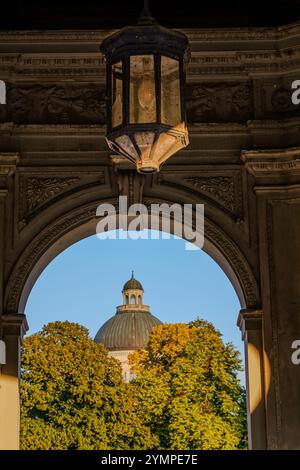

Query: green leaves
<box><xmin>128</xmin><ymin>319</ymin><xmax>247</xmax><ymax>450</ymax></box>
<box><xmin>20</xmin><ymin>321</ymin><xmax>155</xmax><ymax>450</ymax></box>
<box><xmin>20</xmin><ymin>319</ymin><xmax>247</xmax><ymax>450</ymax></box>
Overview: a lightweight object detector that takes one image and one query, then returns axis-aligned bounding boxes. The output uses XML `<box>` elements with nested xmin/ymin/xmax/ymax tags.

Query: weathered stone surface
<box><xmin>1</xmin><ymin>25</ymin><xmax>300</xmax><ymax>450</ymax></box>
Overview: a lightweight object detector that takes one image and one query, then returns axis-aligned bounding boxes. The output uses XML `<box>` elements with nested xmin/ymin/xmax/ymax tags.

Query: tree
<box><xmin>20</xmin><ymin>321</ymin><xmax>156</xmax><ymax>450</ymax></box>
<box><xmin>128</xmin><ymin>320</ymin><xmax>247</xmax><ymax>450</ymax></box>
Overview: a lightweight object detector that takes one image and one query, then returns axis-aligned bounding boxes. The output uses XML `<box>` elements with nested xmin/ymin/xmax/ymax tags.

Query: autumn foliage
<box><xmin>20</xmin><ymin>321</ymin><xmax>154</xmax><ymax>449</ymax></box>
<box><xmin>128</xmin><ymin>320</ymin><xmax>247</xmax><ymax>450</ymax></box>
<box><xmin>20</xmin><ymin>320</ymin><xmax>247</xmax><ymax>449</ymax></box>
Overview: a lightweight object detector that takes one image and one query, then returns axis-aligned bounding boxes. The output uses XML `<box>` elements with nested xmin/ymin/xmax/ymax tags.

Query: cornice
<box><xmin>237</xmin><ymin>309</ymin><xmax>263</xmax><ymax>340</ymax></box>
<box><xmin>0</xmin><ymin>119</ymin><xmax>299</xmax><ymax>137</ymax></box>
<box><xmin>0</xmin><ymin>24</ymin><xmax>300</xmax><ymax>79</ymax></box>
<box><xmin>0</xmin><ymin>24</ymin><xmax>295</xmax><ymax>44</ymax></box>
<box><xmin>241</xmin><ymin>146</ymin><xmax>300</xmax><ymax>177</ymax></box>
<box><xmin>0</xmin><ymin>153</ymin><xmax>19</xmax><ymax>176</ymax></box>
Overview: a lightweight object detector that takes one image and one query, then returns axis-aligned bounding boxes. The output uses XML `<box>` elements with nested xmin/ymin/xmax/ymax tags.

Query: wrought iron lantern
<box><xmin>100</xmin><ymin>0</ymin><xmax>190</xmax><ymax>174</ymax></box>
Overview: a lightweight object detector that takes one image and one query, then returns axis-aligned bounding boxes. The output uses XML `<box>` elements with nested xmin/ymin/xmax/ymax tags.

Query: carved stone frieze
<box><xmin>2</xmin><ymin>79</ymin><xmax>300</xmax><ymax>126</ymax></box>
<box><xmin>187</xmin><ymin>83</ymin><xmax>253</xmax><ymax>123</ymax></box>
<box><xmin>6</xmin><ymin>84</ymin><xmax>106</xmax><ymax>124</ymax></box>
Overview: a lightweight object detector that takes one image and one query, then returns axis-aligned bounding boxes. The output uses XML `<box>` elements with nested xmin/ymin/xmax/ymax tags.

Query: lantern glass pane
<box><xmin>112</xmin><ymin>61</ymin><xmax>123</xmax><ymax>128</ymax></box>
<box><xmin>115</xmin><ymin>135</ymin><xmax>138</xmax><ymax>160</ymax></box>
<box><xmin>161</xmin><ymin>56</ymin><xmax>181</xmax><ymax>126</ymax></box>
<box><xmin>130</xmin><ymin>55</ymin><xmax>156</xmax><ymax>124</ymax></box>
<box><xmin>134</xmin><ymin>131</ymin><xmax>155</xmax><ymax>160</ymax></box>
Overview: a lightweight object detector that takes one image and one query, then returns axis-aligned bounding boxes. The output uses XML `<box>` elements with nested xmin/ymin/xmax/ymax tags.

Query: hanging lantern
<box><xmin>100</xmin><ymin>0</ymin><xmax>190</xmax><ymax>174</ymax></box>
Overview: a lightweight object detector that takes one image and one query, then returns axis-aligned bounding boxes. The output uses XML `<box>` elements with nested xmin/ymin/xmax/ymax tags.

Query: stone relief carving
<box><xmin>27</xmin><ymin>177</ymin><xmax>79</xmax><ymax>213</ymax></box>
<box><xmin>184</xmin><ymin>176</ymin><xmax>235</xmax><ymax>213</ymax></box>
<box><xmin>158</xmin><ymin>173</ymin><xmax>244</xmax><ymax>218</ymax></box>
<box><xmin>3</xmin><ymin>80</ymin><xmax>300</xmax><ymax>125</ymax></box>
<box><xmin>19</xmin><ymin>176</ymin><xmax>80</xmax><ymax>229</ymax></box>
<box><xmin>6</xmin><ymin>84</ymin><xmax>106</xmax><ymax>124</ymax></box>
<box><xmin>2</xmin><ymin>82</ymin><xmax>255</xmax><ymax>125</ymax></box>
<box><xmin>186</xmin><ymin>83</ymin><xmax>253</xmax><ymax>123</ymax></box>
<box><xmin>271</xmin><ymin>87</ymin><xmax>292</xmax><ymax>112</ymax></box>
<box><xmin>261</xmin><ymin>82</ymin><xmax>300</xmax><ymax>115</ymax></box>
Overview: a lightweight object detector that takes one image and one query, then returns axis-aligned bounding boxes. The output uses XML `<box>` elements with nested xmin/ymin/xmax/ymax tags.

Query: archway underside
<box><xmin>4</xmin><ymin>196</ymin><xmax>260</xmax><ymax>316</ymax></box>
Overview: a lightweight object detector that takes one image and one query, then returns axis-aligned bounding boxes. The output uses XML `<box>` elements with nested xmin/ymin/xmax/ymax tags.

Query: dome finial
<box><xmin>131</xmin><ymin>270</ymin><xmax>134</xmax><ymax>279</ymax></box>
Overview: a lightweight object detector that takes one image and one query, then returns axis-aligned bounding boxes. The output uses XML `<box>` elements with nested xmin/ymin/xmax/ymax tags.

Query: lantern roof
<box><xmin>100</xmin><ymin>13</ymin><xmax>190</xmax><ymax>59</ymax></box>
<box><xmin>122</xmin><ymin>271</ymin><xmax>144</xmax><ymax>292</ymax></box>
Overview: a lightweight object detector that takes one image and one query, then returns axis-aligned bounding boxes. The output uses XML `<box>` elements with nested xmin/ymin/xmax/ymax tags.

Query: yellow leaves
<box><xmin>128</xmin><ymin>349</ymin><xmax>146</xmax><ymax>374</ymax></box>
<box><xmin>147</xmin><ymin>323</ymin><xmax>196</xmax><ymax>363</ymax></box>
<box><xmin>129</xmin><ymin>319</ymin><xmax>247</xmax><ymax>449</ymax></box>
<box><xmin>20</xmin><ymin>321</ymin><xmax>156</xmax><ymax>450</ymax></box>
<box><xmin>20</xmin><ymin>319</ymin><xmax>247</xmax><ymax>450</ymax></box>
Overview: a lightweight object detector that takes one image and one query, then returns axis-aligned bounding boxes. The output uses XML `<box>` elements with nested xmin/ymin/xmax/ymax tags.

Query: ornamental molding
<box><xmin>0</xmin><ymin>153</ymin><xmax>19</xmax><ymax>176</ymax></box>
<box><xmin>1</xmin><ymin>119</ymin><xmax>300</xmax><ymax>138</ymax></box>
<box><xmin>241</xmin><ymin>146</ymin><xmax>300</xmax><ymax>177</ymax></box>
<box><xmin>157</xmin><ymin>169</ymin><xmax>244</xmax><ymax>218</ymax></box>
<box><xmin>1</xmin><ymin>314</ymin><xmax>28</xmax><ymax>340</ymax></box>
<box><xmin>1</xmin><ymin>80</ymin><xmax>299</xmax><ymax>126</ymax></box>
<box><xmin>0</xmin><ymin>23</ymin><xmax>300</xmax><ymax>44</ymax></box>
<box><xmin>184</xmin><ymin>176</ymin><xmax>237</xmax><ymax>214</ymax></box>
<box><xmin>2</xmin><ymin>50</ymin><xmax>300</xmax><ymax>78</ymax></box>
<box><xmin>237</xmin><ymin>309</ymin><xmax>263</xmax><ymax>339</ymax></box>
<box><xmin>1</xmin><ymin>25</ymin><xmax>300</xmax><ymax>79</ymax></box>
<box><xmin>18</xmin><ymin>170</ymin><xmax>106</xmax><ymax>230</ymax></box>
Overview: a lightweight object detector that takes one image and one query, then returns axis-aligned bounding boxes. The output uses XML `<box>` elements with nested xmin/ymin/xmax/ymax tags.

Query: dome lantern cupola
<box><xmin>94</xmin><ymin>273</ymin><xmax>162</xmax><ymax>382</ymax></box>
<box><xmin>122</xmin><ymin>271</ymin><xmax>144</xmax><ymax>308</ymax></box>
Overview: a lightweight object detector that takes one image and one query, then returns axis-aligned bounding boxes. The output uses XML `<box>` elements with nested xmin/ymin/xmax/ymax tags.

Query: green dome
<box><xmin>123</xmin><ymin>272</ymin><xmax>144</xmax><ymax>292</ymax></box>
<box><xmin>94</xmin><ymin>311</ymin><xmax>162</xmax><ymax>350</ymax></box>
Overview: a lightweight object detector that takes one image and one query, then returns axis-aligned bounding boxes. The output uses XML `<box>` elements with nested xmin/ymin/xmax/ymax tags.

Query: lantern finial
<box><xmin>138</xmin><ymin>0</ymin><xmax>156</xmax><ymax>25</ymax></box>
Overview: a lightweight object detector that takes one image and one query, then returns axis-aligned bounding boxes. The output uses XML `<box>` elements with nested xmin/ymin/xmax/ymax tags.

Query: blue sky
<box><xmin>25</xmin><ymin>232</ymin><xmax>244</xmax><ymax>379</ymax></box>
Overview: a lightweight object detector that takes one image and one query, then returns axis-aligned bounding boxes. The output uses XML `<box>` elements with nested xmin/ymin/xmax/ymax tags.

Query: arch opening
<box><xmin>4</xmin><ymin>203</ymin><xmax>260</xmax><ymax>317</ymax></box>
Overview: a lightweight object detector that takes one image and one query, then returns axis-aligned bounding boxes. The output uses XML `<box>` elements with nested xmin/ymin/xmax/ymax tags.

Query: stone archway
<box><xmin>4</xmin><ymin>197</ymin><xmax>260</xmax><ymax>315</ymax></box>
<box><xmin>1</xmin><ymin>26</ymin><xmax>300</xmax><ymax>450</ymax></box>
<box><xmin>1</xmin><ymin>179</ymin><xmax>264</xmax><ymax>450</ymax></box>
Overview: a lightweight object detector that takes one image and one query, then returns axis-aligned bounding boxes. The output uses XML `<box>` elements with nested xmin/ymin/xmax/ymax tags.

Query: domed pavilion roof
<box><xmin>94</xmin><ymin>310</ymin><xmax>162</xmax><ymax>351</ymax></box>
<box><xmin>122</xmin><ymin>271</ymin><xmax>144</xmax><ymax>292</ymax></box>
<box><xmin>95</xmin><ymin>273</ymin><xmax>162</xmax><ymax>351</ymax></box>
